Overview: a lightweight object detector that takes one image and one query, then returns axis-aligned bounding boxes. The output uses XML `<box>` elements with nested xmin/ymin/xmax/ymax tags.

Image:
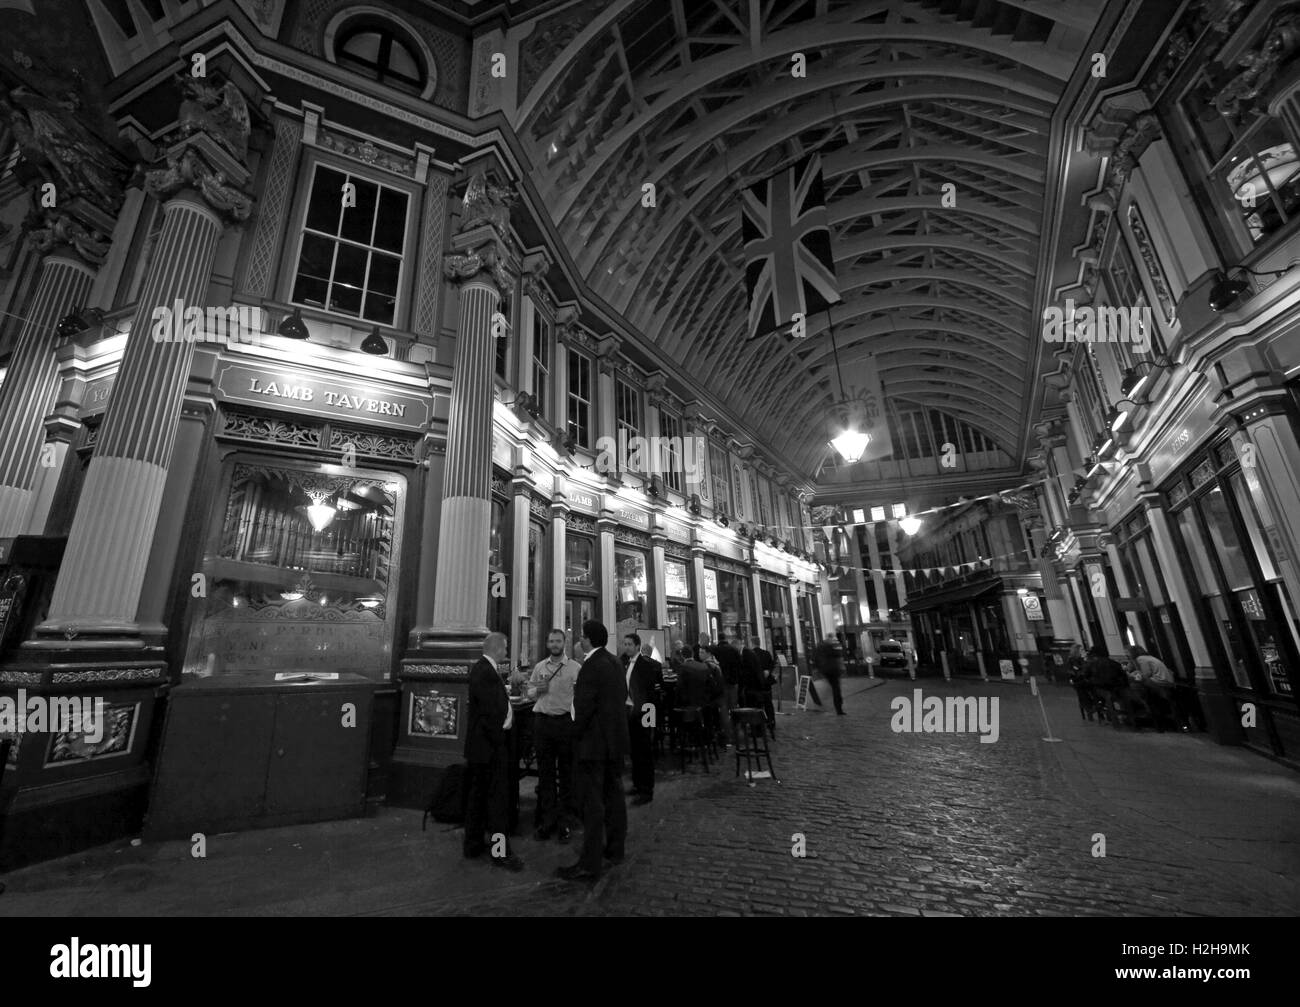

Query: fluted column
<box><xmin>550</xmin><ymin>491</ymin><xmax>567</xmax><ymax>642</ymax></box>
<box><xmin>0</xmin><ymin>255</ymin><xmax>96</xmax><ymax>536</ymax></box>
<box><xmin>38</xmin><ymin>86</ymin><xmax>251</xmax><ymax>640</ymax></box>
<box><xmin>430</xmin><ymin>231</ymin><xmax>512</xmax><ymax>637</ymax></box>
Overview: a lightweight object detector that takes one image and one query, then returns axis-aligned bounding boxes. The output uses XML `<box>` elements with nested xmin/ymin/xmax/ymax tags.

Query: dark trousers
<box><xmin>628</xmin><ymin>708</ymin><xmax>654</xmax><ymax>795</ymax></box>
<box><xmin>824</xmin><ymin>672</ymin><xmax>844</xmax><ymax>713</ymax></box>
<box><xmin>463</xmin><ymin>743</ymin><xmax>512</xmax><ymax>857</ymax></box>
<box><xmin>533</xmin><ymin>713</ymin><xmax>574</xmax><ymax>830</ymax></box>
<box><xmin>575</xmin><ymin>758</ymin><xmax>627</xmax><ymax>873</ymax></box>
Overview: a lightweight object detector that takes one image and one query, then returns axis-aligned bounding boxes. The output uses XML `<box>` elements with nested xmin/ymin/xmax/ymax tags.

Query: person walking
<box><xmin>815</xmin><ymin>635</ymin><xmax>847</xmax><ymax>714</ymax></box>
<box><xmin>528</xmin><ymin>629</ymin><xmax>581</xmax><ymax>842</ymax></box>
<box><xmin>463</xmin><ymin>632</ymin><xmax>523</xmax><ymax>872</ymax></box>
<box><xmin>557</xmin><ymin>620</ymin><xmax>629</xmax><ymax>882</ymax></box>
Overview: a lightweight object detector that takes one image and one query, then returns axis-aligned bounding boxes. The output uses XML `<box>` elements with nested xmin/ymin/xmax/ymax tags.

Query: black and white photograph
<box><xmin>0</xmin><ymin>0</ymin><xmax>1296</xmax><ymax>961</ymax></box>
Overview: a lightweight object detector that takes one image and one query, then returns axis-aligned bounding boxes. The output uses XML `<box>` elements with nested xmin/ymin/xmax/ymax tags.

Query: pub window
<box><xmin>1104</xmin><ymin>233</ymin><xmax>1167</xmax><ymax>366</ymax></box>
<box><xmin>567</xmin><ymin>349</ymin><xmax>592</xmax><ymax>448</ymax></box>
<box><xmin>181</xmin><ymin>460</ymin><xmax>402</xmax><ymax>681</ymax></box>
<box><xmin>709</xmin><ymin>441</ymin><xmax>731</xmax><ymax>515</ymax></box>
<box><xmin>532</xmin><ymin>314</ymin><xmax>551</xmax><ymax>421</ymax></box>
<box><xmin>291</xmin><ymin>163</ymin><xmax>410</xmax><ymax>326</ymax></box>
<box><xmin>487</xmin><ymin>498</ymin><xmax>508</xmax><ymax>633</ymax></box>
<box><xmin>659</xmin><ymin>410</ymin><xmax>683</xmax><ymax>494</ymax></box>
<box><xmin>615</xmin><ymin>377</ymin><xmax>640</xmax><ymax>442</ymax></box>
<box><xmin>1182</xmin><ymin>68</ymin><xmax>1300</xmax><ymax>251</ymax></box>
<box><xmin>333</xmin><ymin>18</ymin><xmax>427</xmax><ymax>96</ymax></box>
<box><xmin>615</xmin><ymin>547</ymin><xmax>648</xmax><ymax>628</ymax></box>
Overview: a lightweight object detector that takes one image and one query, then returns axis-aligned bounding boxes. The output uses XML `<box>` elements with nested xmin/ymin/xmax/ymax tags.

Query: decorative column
<box><xmin>550</xmin><ymin>474</ymin><xmax>568</xmax><ymax>642</ymax></box>
<box><xmin>750</xmin><ymin>566</ymin><xmax>765</xmax><ymax>649</ymax></box>
<box><xmin>0</xmin><ymin>87</ymin><xmax>126</xmax><ymax>537</ymax></box>
<box><xmin>691</xmin><ymin>540</ymin><xmax>709</xmax><ymax>643</ymax></box>
<box><xmin>1104</xmin><ymin>536</ymin><xmax>1146</xmax><ymax>648</ymax></box>
<box><xmin>37</xmin><ymin>79</ymin><xmax>252</xmax><ymax>641</ymax></box>
<box><xmin>597</xmin><ymin>507</ymin><xmax>617</xmax><ymax>651</ymax></box>
<box><xmin>847</xmin><ymin>521</ymin><xmax>872</xmax><ymax>626</ymax></box>
<box><xmin>424</xmin><ymin>173</ymin><xmax>514</xmax><ymax>655</ymax></box>
<box><xmin>509</xmin><ymin>464</ymin><xmax>531</xmax><ymax>665</ymax></box>
<box><xmin>651</xmin><ymin>527</ymin><xmax>668</xmax><ymax>631</ymax></box>
<box><xmin>1066</xmin><ymin>568</ymin><xmax>1094</xmax><ymax>649</ymax></box>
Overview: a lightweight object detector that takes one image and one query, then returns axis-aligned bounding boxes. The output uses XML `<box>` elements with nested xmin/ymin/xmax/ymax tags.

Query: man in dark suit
<box><xmin>712</xmin><ymin>634</ymin><xmax>743</xmax><ymax>747</ymax></box>
<box><xmin>463</xmin><ymin>632</ymin><xmax>523</xmax><ymax>872</ymax></box>
<box><xmin>621</xmin><ymin>634</ymin><xmax>663</xmax><ymax>804</ymax></box>
<box><xmin>557</xmin><ymin>620</ymin><xmax>629</xmax><ymax>881</ymax></box>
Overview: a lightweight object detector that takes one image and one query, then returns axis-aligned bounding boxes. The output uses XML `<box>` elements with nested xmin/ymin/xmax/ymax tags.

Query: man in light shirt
<box><xmin>528</xmin><ymin>629</ymin><xmax>581</xmax><ymax>842</ymax></box>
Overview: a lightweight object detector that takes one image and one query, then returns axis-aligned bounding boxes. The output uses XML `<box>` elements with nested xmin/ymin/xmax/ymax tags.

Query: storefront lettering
<box><xmin>245</xmin><ymin>378</ymin><xmax>408</xmax><ymax>418</ymax></box>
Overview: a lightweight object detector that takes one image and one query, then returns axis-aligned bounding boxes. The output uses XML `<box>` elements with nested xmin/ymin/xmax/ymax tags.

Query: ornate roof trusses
<box><xmin>514</xmin><ymin>0</ymin><xmax>1099</xmax><ymax>475</ymax></box>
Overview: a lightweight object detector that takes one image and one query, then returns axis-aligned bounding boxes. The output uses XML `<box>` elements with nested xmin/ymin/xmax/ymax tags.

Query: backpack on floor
<box><xmin>423</xmin><ymin>763</ymin><xmax>467</xmax><ymax>829</ymax></box>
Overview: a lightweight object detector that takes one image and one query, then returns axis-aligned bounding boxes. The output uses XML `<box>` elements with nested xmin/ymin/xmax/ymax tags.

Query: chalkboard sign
<box><xmin>795</xmin><ymin>674</ymin><xmax>811</xmax><ymax>710</ymax></box>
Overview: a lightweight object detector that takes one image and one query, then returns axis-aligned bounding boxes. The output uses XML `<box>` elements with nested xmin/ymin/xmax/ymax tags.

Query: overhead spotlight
<box><xmin>688</xmin><ymin>493</ymin><xmax>702</xmax><ymax>516</ymax></box>
<box><xmin>1208</xmin><ymin>270</ymin><xmax>1250</xmax><ymax>312</ymax></box>
<box><xmin>278</xmin><ymin>307</ymin><xmax>310</xmax><ymax>340</ymax></box>
<box><xmin>360</xmin><ymin>325</ymin><xmax>388</xmax><ymax>355</ymax></box>
<box><xmin>716</xmin><ymin>506</ymin><xmax>729</xmax><ymax>528</ymax></box>
<box><xmin>55</xmin><ymin>306</ymin><xmax>105</xmax><ymax>339</ymax></box>
<box><xmin>899</xmin><ymin>515</ymin><xmax>923</xmax><ymax>536</ymax></box>
<box><xmin>646</xmin><ymin>475</ymin><xmax>661</xmax><ymax>498</ymax></box>
<box><xmin>1208</xmin><ymin>262</ymin><xmax>1295</xmax><ymax>313</ymax></box>
<box><xmin>561</xmin><ymin>432</ymin><xmax>578</xmax><ymax>457</ymax></box>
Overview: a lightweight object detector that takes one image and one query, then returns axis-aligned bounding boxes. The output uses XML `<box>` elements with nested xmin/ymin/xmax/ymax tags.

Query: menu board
<box><xmin>664</xmin><ymin>560</ymin><xmax>691</xmax><ymax>599</ymax></box>
<box><xmin>703</xmin><ymin>569</ymin><xmax>719</xmax><ymax>610</ymax></box>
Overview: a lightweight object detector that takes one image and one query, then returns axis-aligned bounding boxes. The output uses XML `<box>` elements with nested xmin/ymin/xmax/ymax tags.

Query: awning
<box><xmin>904</xmin><ymin>576</ymin><xmax>1003</xmax><ymax>613</ymax></box>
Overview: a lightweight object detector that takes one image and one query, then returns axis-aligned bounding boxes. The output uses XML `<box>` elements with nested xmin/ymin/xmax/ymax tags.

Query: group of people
<box><xmin>1067</xmin><ymin>643</ymin><xmax>1189</xmax><ymax>732</ymax></box>
<box><xmin>460</xmin><ymin>624</ymin><xmax>792</xmax><ymax>880</ymax></box>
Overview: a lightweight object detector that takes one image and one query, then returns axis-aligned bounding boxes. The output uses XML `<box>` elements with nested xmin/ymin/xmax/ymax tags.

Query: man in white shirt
<box><xmin>528</xmin><ymin>629</ymin><xmax>581</xmax><ymax>842</ymax></box>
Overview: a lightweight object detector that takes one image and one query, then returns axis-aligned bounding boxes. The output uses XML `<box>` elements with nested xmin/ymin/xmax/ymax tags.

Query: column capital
<box><xmin>25</xmin><ymin>209</ymin><xmax>112</xmax><ymax>267</ymax></box>
<box><xmin>145</xmin><ymin>77</ymin><xmax>253</xmax><ymax>223</ymax></box>
<box><xmin>443</xmin><ymin>233</ymin><xmax>512</xmax><ymax>297</ymax></box>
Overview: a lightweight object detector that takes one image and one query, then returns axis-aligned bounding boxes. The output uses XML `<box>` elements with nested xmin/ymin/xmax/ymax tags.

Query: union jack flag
<box><xmin>741</xmin><ymin>154</ymin><xmax>841</xmax><ymax>341</ymax></box>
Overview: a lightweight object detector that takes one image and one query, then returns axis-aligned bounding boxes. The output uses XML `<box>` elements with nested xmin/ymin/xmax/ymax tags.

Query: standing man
<box><xmin>558</xmin><ymin>620</ymin><xmax>629</xmax><ymax>882</ymax></box>
<box><xmin>529</xmin><ymin>629</ymin><xmax>581</xmax><ymax>842</ymax></box>
<box><xmin>713</xmin><ymin>634</ymin><xmax>743</xmax><ymax>747</ymax></box>
<box><xmin>816</xmin><ymin>634</ymin><xmax>847</xmax><ymax>715</ymax></box>
<box><xmin>622</xmin><ymin>634</ymin><xmax>663</xmax><ymax>805</ymax></box>
<box><xmin>463</xmin><ymin>632</ymin><xmax>524</xmax><ymax>872</ymax></box>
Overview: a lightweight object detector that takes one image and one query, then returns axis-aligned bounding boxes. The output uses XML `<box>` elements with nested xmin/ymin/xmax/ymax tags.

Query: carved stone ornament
<box><xmin>175</xmin><ymin>74</ymin><xmax>252</xmax><ymax>161</ymax></box>
<box><xmin>443</xmin><ymin>239</ymin><xmax>512</xmax><ymax>295</ymax></box>
<box><xmin>1215</xmin><ymin>8</ymin><xmax>1300</xmax><ymax>120</ymax></box>
<box><xmin>0</xmin><ymin>83</ymin><xmax>128</xmax><ymax>216</ymax></box>
<box><xmin>27</xmin><ymin>208</ymin><xmax>110</xmax><ymax>264</ymax></box>
<box><xmin>458</xmin><ymin>171</ymin><xmax>513</xmax><ymax>234</ymax></box>
<box><xmin>146</xmin><ymin>144</ymin><xmax>253</xmax><ymax>221</ymax></box>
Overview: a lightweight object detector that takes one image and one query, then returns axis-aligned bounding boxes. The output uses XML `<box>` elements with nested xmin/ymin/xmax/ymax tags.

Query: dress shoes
<box><xmin>490</xmin><ymin>853</ymin><xmax>525</xmax><ymax>872</ymax></box>
<box><xmin>555</xmin><ymin>863</ymin><xmax>599</xmax><ymax>881</ymax></box>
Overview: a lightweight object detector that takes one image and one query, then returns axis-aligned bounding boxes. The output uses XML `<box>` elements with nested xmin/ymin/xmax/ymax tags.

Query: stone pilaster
<box><xmin>37</xmin><ymin>78</ymin><xmax>251</xmax><ymax>642</ymax></box>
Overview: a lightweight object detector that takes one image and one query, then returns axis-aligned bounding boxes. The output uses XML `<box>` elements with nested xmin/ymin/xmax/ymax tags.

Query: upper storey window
<box><xmin>1182</xmin><ymin>70</ymin><xmax>1300</xmax><ymax>251</ymax></box>
<box><xmin>337</xmin><ymin>21</ymin><xmax>425</xmax><ymax>94</ymax></box>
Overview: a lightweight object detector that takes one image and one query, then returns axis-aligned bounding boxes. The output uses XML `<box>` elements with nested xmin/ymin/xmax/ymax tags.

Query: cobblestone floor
<box><xmin>2</xmin><ymin>677</ymin><xmax>1298</xmax><ymax>916</ymax></box>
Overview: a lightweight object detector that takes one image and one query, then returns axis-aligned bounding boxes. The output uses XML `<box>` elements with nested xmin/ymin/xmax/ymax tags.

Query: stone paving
<box><xmin>2</xmin><ymin>676</ymin><xmax>1298</xmax><ymax>916</ymax></box>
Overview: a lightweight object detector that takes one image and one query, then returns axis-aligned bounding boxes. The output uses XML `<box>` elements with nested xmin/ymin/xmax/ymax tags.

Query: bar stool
<box><xmin>673</xmin><ymin>706</ymin><xmax>711</xmax><ymax>774</ymax></box>
<box><xmin>730</xmin><ymin>707</ymin><xmax>777</xmax><ymax>782</ymax></box>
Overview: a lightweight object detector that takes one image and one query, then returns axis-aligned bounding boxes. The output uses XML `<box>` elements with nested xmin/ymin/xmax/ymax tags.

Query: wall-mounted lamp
<box><xmin>1209</xmin><ymin>262</ymin><xmax>1295</xmax><ymax>313</ymax></box>
<box><xmin>56</xmin><ymin>306</ymin><xmax>105</xmax><ymax>339</ymax></box>
<box><xmin>507</xmin><ymin>390</ymin><xmax>542</xmax><ymax>419</ymax></box>
<box><xmin>278</xmin><ymin>308</ymin><xmax>310</xmax><ymax>340</ymax></box>
<box><xmin>688</xmin><ymin>493</ymin><xmax>702</xmax><ymax>516</ymax></box>
<box><xmin>715</xmin><ymin>505</ymin><xmax>729</xmax><ymax>528</ymax></box>
<box><xmin>1119</xmin><ymin>354</ymin><xmax>1173</xmax><ymax>397</ymax></box>
<box><xmin>360</xmin><ymin>325</ymin><xmax>388</xmax><ymax>355</ymax></box>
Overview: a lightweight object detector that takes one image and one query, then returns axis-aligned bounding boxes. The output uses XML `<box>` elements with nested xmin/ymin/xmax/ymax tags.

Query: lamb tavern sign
<box><xmin>215</xmin><ymin>362</ymin><xmax>429</xmax><ymax>431</ymax></box>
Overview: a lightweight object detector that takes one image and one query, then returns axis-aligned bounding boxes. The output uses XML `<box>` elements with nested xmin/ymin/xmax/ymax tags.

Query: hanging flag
<box><xmin>741</xmin><ymin>153</ymin><xmax>841</xmax><ymax>341</ymax></box>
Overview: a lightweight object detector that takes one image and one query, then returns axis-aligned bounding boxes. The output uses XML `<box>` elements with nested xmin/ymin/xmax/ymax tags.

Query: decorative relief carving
<box><xmin>317</xmin><ymin>127</ymin><xmax>414</xmax><ymax>176</ymax></box>
<box><xmin>414</xmin><ymin>172</ymin><xmax>449</xmax><ymax>339</ymax></box>
<box><xmin>404</xmin><ymin>663</ymin><xmax>470</xmax><ymax>679</ymax></box>
<box><xmin>491</xmin><ymin>474</ymin><xmax>510</xmax><ymax>499</ymax></box>
<box><xmin>51</xmin><ymin>667</ymin><xmax>163</xmax><ymax>683</ymax></box>
<box><xmin>243</xmin><ymin>117</ymin><xmax>302</xmax><ymax>297</ymax></box>
<box><xmin>1216</xmin><ymin>7</ymin><xmax>1300</xmax><ymax>120</ymax></box>
<box><xmin>568</xmin><ymin>513</ymin><xmax>596</xmax><ymax>535</ymax></box>
<box><xmin>0</xmin><ymin>671</ymin><xmax>41</xmax><ymax>684</ymax></box>
<box><xmin>176</xmin><ymin>76</ymin><xmax>251</xmax><ymax>161</ymax></box>
<box><xmin>28</xmin><ymin>210</ymin><xmax>110</xmax><ymax>265</ymax></box>
<box><xmin>327</xmin><ymin>425</ymin><xmax>417</xmax><ymax>462</ymax></box>
<box><xmin>614</xmin><ymin>527</ymin><xmax>652</xmax><ymax>549</ymax></box>
<box><xmin>529</xmin><ymin>496</ymin><xmax>551</xmax><ymax>520</ymax></box>
<box><xmin>444</xmin><ymin>239</ymin><xmax>512</xmax><ymax>296</ymax></box>
<box><xmin>1143</xmin><ymin>0</ymin><xmax>1252</xmax><ymax>100</ymax></box>
<box><xmin>146</xmin><ymin>145</ymin><xmax>252</xmax><ymax>221</ymax></box>
<box><xmin>1126</xmin><ymin>203</ymin><xmax>1177</xmax><ymax>322</ymax></box>
<box><xmin>518</xmin><ymin>0</ymin><xmax>608</xmax><ymax>103</ymax></box>
<box><xmin>219</xmin><ymin>408</ymin><xmax>324</xmax><ymax>448</ymax></box>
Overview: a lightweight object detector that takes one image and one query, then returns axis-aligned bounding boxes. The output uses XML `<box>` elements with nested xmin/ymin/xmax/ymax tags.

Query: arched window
<box><xmin>334</xmin><ymin>19</ymin><xmax>426</xmax><ymax>95</ymax></box>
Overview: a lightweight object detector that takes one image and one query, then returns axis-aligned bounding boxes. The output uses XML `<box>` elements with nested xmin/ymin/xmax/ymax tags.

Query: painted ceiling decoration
<box><xmin>513</xmin><ymin>0</ymin><xmax>1103</xmax><ymax>477</ymax></box>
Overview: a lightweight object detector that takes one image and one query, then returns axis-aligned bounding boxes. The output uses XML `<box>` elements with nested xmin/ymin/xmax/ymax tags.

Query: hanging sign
<box><xmin>1021</xmin><ymin>594</ymin><xmax>1044</xmax><ymax>621</ymax></box>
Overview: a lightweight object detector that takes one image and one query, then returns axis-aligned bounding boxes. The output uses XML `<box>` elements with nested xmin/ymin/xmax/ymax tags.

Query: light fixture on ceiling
<box><xmin>830</xmin><ymin>428</ymin><xmax>870</xmax><ymax>464</ymax></box>
<box><xmin>306</xmin><ymin>501</ymin><xmax>338</xmax><ymax>531</ymax></box>
<box><xmin>360</xmin><ymin>325</ymin><xmax>389</xmax><ymax>355</ymax></box>
<box><xmin>278</xmin><ymin>307</ymin><xmax>310</xmax><ymax>339</ymax></box>
<box><xmin>823</xmin><ymin>309</ymin><xmax>871</xmax><ymax>465</ymax></box>
<box><xmin>899</xmin><ymin>514</ymin><xmax>923</xmax><ymax>536</ymax></box>
<box><xmin>1208</xmin><ymin>262</ymin><xmax>1294</xmax><ymax>312</ymax></box>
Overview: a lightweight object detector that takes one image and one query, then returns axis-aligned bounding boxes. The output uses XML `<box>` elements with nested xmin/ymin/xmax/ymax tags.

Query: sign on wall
<box><xmin>1021</xmin><ymin>594</ymin><xmax>1044</xmax><ymax>621</ymax></box>
<box><xmin>703</xmin><ymin>569</ymin><xmax>719</xmax><ymax>610</ymax></box>
<box><xmin>215</xmin><ymin>362</ymin><xmax>429</xmax><ymax>431</ymax></box>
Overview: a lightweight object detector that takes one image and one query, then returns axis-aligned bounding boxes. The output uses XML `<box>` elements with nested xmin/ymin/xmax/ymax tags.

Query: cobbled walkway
<box><xmin>3</xmin><ymin>677</ymin><xmax>1298</xmax><ymax>916</ymax></box>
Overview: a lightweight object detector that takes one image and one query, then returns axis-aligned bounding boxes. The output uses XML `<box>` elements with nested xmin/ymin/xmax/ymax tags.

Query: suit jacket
<box><xmin>739</xmin><ymin>647</ymin><xmax>768</xmax><ymax>697</ymax></box>
<box><xmin>464</xmin><ymin>656</ymin><xmax>509</xmax><ymax>764</ymax></box>
<box><xmin>573</xmin><ymin>647</ymin><xmax>630</xmax><ymax>762</ymax></box>
<box><xmin>676</xmin><ymin>659</ymin><xmax>711</xmax><ymax>708</ymax></box>
<box><xmin>713</xmin><ymin>643</ymin><xmax>742</xmax><ymax>686</ymax></box>
<box><xmin>627</xmin><ymin>655</ymin><xmax>664</xmax><ymax>712</ymax></box>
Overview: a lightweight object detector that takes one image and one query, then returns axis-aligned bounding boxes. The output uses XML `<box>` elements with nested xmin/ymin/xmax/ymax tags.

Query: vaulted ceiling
<box><xmin>513</xmin><ymin>0</ymin><xmax>1104</xmax><ymax>478</ymax></box>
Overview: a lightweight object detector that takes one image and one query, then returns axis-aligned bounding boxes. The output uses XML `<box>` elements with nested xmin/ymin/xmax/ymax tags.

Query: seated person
<box><xmin>1126</xmin><ymin>645</ymin><xmax>1183</xmax><ymax>731</ymax></box>
<box><xmin>1084</xmin><ymin>644</ymin><xmax>1133</xmax><ymax>726</ymax></box>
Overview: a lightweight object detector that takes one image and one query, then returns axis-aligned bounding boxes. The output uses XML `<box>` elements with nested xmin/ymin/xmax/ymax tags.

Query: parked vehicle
<box><xmin>876</xmin><ymin>640</ymin><xmax>909</xmax><ymax>674</ymax></box>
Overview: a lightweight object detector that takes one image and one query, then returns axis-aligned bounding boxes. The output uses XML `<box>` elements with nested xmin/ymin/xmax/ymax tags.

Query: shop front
<box><xmin>663</xmin><ymin>542</ymin><xmax>696</xmax><ymax>651</ymax></box>
<box><xmin>1163</xmin><ymin>435</ymin><xmax>1300</xmax><ymax>759</ymax></box>
<box><xmin>704</xmin><ymin>558</ymin><xmax>755</xmax><ymax>644</ymax></box>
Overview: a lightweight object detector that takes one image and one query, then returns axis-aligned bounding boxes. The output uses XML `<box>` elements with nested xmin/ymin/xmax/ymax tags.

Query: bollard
<box><xmin>1029</xmin><ymin>675</ymin><xmax>1061</xmax><ymax>742</ymax></box>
